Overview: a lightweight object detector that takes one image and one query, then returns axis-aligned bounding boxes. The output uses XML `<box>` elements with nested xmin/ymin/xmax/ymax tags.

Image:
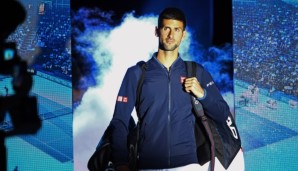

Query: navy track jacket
<box><xmin>110</xmin><ymin>53</ymin><xmax>230</xmax><ymax>169</ymax></box>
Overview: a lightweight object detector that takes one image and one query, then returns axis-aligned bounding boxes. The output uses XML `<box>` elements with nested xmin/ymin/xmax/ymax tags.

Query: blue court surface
<box><xmin>235</xmin><ymin>80</ymin><xmax>298</xmax><ymax>171</ymax></box>
<box><xmin>237</xmin><ymin>107</ymin><xmax>297</xmax><ymax>151</ymax></box>
<box><xmin>1</xmin><ymin>75</ymin><xmax>73</xmax><ymax>171</ymax></box>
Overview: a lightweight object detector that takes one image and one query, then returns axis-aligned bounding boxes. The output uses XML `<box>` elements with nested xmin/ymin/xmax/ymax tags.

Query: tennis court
<box><xmin>235</xmin><ymin>80</ymin><xmax>298</xmax><ymax>171</ymax></box>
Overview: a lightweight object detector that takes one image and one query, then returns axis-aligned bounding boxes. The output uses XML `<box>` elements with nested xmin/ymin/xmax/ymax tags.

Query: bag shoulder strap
<box><xmin>184</xmin><ymin>61</ymin><xmax>215</xmax><ymax>171</ymax></box>
<box><xmin>135</xmin><ymin>61</ymin><xmax>146</xmax><ymax>121</ymax></box>
<box><xmin>185</xmin><ymin>61</ymin><xmax>197</xmax><ymax>78</ymax></box>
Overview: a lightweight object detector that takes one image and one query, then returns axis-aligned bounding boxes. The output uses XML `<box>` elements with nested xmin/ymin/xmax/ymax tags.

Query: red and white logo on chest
<box><xmin>180</xmin><ymin>76</ymin><xmax>186</xmax><ymax>83</ymax></box>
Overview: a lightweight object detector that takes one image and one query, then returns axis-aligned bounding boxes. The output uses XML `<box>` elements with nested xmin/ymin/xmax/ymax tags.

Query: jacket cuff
<box><xmin>197</xmin><ymin>89</ymin><xmax>207</xmax><ymax>100</ymax></box>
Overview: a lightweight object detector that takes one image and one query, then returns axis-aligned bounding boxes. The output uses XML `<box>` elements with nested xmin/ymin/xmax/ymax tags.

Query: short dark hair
<box><xmin>158</xmin><ymin>7</ymin><xmax>186</xmax><ymax>30</ymax></box>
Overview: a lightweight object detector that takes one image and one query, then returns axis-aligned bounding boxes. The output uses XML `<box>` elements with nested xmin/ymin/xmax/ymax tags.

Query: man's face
<box><xmin>156</xmin><ymin>19</ymin><xmax>186</xmax><ymax>51</ymax></box>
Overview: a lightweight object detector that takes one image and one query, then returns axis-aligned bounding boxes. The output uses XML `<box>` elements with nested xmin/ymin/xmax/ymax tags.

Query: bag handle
<box><xmin>185</xmin><ymin>61</ymin><xmax>215</xmax><ymax>171</ymax></box>
<box><xmin>128</xmin><ymin>61</ymin><xmax>147</xmax><ymax>171</ymax></box>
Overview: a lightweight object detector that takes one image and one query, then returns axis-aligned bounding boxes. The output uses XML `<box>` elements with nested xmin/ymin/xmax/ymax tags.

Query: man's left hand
<box><xmin>184</xmin><ymin>77</ymin><xmax>205</xmax><ymax>98</ymax></box>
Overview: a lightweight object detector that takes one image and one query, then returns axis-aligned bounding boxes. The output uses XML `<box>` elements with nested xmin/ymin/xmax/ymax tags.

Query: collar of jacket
<box><xmin>148</xmin><ymin>52</ymin><xmax>185</xmax><ymax>71</ymax></box>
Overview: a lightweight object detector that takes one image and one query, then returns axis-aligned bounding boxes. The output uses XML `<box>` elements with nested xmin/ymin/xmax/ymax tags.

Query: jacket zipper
<box><xmin>167</xmin><ymin>68</ymin><xmax>171</xmax><ymax>167</ymax></box>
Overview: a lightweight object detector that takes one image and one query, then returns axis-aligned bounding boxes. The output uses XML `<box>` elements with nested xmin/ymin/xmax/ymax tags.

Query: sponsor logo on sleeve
<box><xmin>117</xmin><ymin>96</ymin><xmax>128</xmax><ymax>103</ymax></box>
<box><xmin>117</xmin><ymin>96</ymin><xmax>123</xmax><ymax>102</ymax></box>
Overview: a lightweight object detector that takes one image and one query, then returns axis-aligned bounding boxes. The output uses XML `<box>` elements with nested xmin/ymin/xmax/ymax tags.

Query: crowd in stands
<box><xmin>233</xmin><ymin>0</ymin><xmax>298</xmax><ymax>97</ymax></box>
<box><xmin>6</xmin><ymin>0</ymin><xmax>297</xmax><ymax>95</ymax></box>
<box><xmin>8</xmin><ymin>1</ymin><xmax>71</xmax><ymax>81</ymax></box>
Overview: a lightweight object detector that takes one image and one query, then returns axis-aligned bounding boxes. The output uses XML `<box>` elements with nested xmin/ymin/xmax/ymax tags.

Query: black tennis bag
<box><xmin>87</xmin><ymin>125</ymin><xmax>114</xmax><ymax>171</ymax></box>
<box><xmin>194</xmin><ymin>110</ymin><xmax>241</xmax><ymax>169</ymax></box>
<box><xmin>185</xmin><ymin>61</ymin><xmax>241</xmax><ymax>170</ymax></box>
<box><xmin>87</xmin><ymin>117</ymin><xmax>138</xmax><ymax>171</ymax></box>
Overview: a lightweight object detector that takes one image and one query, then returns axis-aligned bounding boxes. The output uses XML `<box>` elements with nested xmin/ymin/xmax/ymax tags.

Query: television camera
<box><xmin>0</xmin><ymin>42</ymin><xmax>41</xmax><ymax>171</ymax></box>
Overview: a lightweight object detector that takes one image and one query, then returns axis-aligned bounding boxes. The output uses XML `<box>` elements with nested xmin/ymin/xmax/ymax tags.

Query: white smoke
<box><xmin>73</xmin><ymin>13</ymin><xmax>158</xmax><ymax>135</ymax></box>
<box><xmin>74</xmin><ymin>13</ymin><xmax>157</xmax><ymax>171</ymax></box>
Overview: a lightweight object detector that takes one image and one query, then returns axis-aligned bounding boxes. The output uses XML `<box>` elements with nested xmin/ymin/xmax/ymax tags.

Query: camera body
<box><xmin>0</xmin><ymin>42</ymin><xmax>21</xmax><ymax>76</ymax></box>
<box><xmin>0</xmin><ymin>42</ymin><xmax>40</xmax><ymax>137</ymax></box>
<box><xmin>0</xmin><ymin>42</ymin><xmax>30</xmax><ymax>94</ymax></box>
